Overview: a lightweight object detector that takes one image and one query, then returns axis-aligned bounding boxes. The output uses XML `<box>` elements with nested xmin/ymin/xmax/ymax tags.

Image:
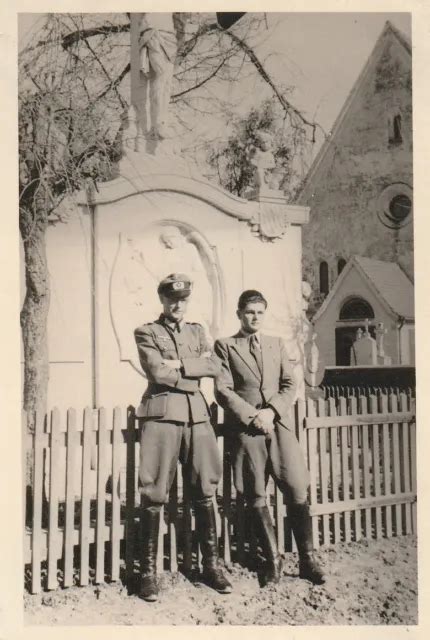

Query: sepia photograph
<box><xmin>14</xmin><ymin>5</ymin><xmax>419</xmax><ymax>628</ymax></box>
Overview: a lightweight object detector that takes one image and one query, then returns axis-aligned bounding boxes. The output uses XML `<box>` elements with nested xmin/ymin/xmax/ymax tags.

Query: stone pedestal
<box><xmin>350</xmin><ymin>333</ymin><xmax>378</xmax><ymax>366</ymax></box>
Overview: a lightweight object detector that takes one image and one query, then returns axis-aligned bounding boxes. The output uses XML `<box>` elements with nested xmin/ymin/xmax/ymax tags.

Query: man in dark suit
<box><xmin>134</xmin><ymin>273</ymin><xmax>232</xmax><ymax>601</ymax></box>
<box><xmin>214</xmin><ymin>289</ymin><xmax>326</xmax><ymax>585</ymax></box>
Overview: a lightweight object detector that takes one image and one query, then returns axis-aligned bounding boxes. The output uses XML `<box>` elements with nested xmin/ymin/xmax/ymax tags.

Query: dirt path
<box><xmin>24</xmin><ymin>535</ymin><xmax>417</xmax><ymax>625</ymax></box>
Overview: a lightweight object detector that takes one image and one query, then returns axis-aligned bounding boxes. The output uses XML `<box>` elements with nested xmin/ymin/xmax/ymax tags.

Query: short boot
<box><xmin>289</xmin><ymin>503</ymin><xmax>326</xmax><ymax>585</ymax></box>
<box><xmin>194</xmin><ymin>498</ymin><xmax>232</xmax><ymax>594</ymax></box>
<box><xmin>139</xmin><ymin>505</ymin><xmax>161</xmax><ymax>602</ymax></box>
<box><xmin>252</xmin><ymin>505</ymin><xmax>283</xmax><ymax>585</ymax></box>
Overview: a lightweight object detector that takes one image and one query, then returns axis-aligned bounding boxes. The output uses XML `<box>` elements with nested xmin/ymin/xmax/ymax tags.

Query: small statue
<box><xmin>248</xmin><ymin>131</ymin><xmax>276</xmax><ymax>192</ymax></box>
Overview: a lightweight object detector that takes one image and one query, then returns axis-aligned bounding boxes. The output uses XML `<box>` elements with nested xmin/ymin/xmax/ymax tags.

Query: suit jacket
<box><xmin>214</xmin><ymin>333</ymin><xmax>297</xmax><ymax>430</ymax></box>
<box><xmin>134</xmin><ymin>317</ymin><xmax>221</xmax><ymax>423</ymax></box>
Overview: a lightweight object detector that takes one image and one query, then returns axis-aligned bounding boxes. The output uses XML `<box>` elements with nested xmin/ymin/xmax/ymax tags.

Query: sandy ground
<box><xmin>24</xmin><ymin>535</ymin><xmax>417</xmax><ymax>626</ymax></box>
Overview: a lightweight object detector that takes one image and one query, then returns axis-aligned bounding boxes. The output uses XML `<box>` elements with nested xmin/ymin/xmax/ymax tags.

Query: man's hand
<box><xmin>161</xmin><ymin>359</ymin><xmax>182</xmax><ymax>370</ymax></box>
<box><xmin>252</xmin><ymin>407</ymin><xmax>275</xmax><ymax>434</ymax></box>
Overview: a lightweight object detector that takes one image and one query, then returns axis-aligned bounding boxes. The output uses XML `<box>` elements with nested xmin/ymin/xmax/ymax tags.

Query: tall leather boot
<box><xmin>252</xmin><ymin>505</ymin><xmax>283</xmax><ymax>585</ymax></box>
<box><xmin>289</xmin><ymin>503</ymin><xmax>326</xmax><ymax>585</ymax></box>
<box><xmin>194</xmin><ymin>497</ymin><xmax>232</xmax><ymax>594</ymax></box>
<box><xmin>139</xmin><ymin>505</ymin><xmax>161</xmax><ymax>602</ymax></box>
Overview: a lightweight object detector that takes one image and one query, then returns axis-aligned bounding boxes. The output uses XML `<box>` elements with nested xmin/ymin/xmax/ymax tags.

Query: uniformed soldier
<box><xmin>134</xmin><ymin>273</ymin><xmax>232</xmax><ymax>602</ymax></box>
<box><xmin>214</xmin><ymin>290</ymin><xmax>326</xmax><ymax>586</ymax></box>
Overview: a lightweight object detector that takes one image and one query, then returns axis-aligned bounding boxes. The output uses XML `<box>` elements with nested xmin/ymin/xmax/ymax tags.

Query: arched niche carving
<box><xmin>109</xmin><ymin>220</ymin><xmax>225</xmax><ymax>374</ymax></box>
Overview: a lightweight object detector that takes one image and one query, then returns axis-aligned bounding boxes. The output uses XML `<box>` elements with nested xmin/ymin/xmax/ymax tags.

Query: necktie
<box><xmin>249</xmin><ymin>334</ymin><xmax>263</xmax><ymax>375</ymax></box>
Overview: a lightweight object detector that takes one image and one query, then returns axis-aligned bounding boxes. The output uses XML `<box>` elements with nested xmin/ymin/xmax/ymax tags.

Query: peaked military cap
<box><xmin>157</xmin><ymin>273</ymin><xmax>193</xmax><ymax>299</ymax></box>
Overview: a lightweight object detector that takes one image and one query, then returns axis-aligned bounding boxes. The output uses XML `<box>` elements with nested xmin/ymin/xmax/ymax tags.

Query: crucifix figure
<box><xmin>130</xmin><ymin>13</ymin><xmax>177</xmax><ymax>142</ymax></box>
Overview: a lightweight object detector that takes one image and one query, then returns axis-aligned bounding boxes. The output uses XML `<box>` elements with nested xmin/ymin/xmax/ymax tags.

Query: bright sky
<box><xmin>18</xmin><ymin>11</ymin><xmax>411</xmax><ymax>157</ymax></box>
<box><xmin>261</xmin><ymin>13</ymin><xmax>411</xmax><ymax>136</ymax></box>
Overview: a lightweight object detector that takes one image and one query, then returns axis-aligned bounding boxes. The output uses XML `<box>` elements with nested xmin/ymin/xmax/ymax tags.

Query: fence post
<box><xmin>338</xmin><ymin>396</ymin><xmax>351</xmax><ymax>543</ymax></box>
<box><xmin>47</xmin><ymin>408</ymin><xmax>61</xmax><ymax>590</ymax></box>
<box><xmin>80</xmin><ymin>407</ymin><xmax>93</xmax><ymax>586</ymax></box>
<box><xmin>328</xmin><ymin>396</ymin><xmax>341</xmax><ymax>543</ymax></box>
<box><xmin>410</xmin><ymin>397</ymin><xmax>417</xmax><ymax>533</ymax></box>
<box><xmin>359</xmin><ymin>394</ymin><xmax>372</xmax><ymax>538</ymax></box>
<box><xmin>317</xmin><ymin>398</ymin><xmax>330</xmax><ymax>546</ymax></box>
<box><xmin>389</xmin><ymin>393</ymin><xmax>402</xmax><ymax>536</ymax></box>
<box><xmin>399</xmin><ymin>393</ymin><xmax>412</xmax><ymax>534</ymax></box>
<box><xmin>64</xmin><ymin>408</ymin><xmax>77</xmax><ymax>588</ymax></box>
<box><xmin>348</xmin><ymin>396</ymin><xmax>361</xmax><ymax>541</ymax></box>
<box><xmin>379</xmin><ymin>392</ymin><xmax>392</xmax><ymax>539</ymax></box>
<box><xmin>369</xmin><ymin>395</ymin><xmax>383</xmax><ymax>539</ymax></box>
<box><xmin>306</xmin><ymin>398</ymin><xmax>319</xmax><ymax>548</ymax></box>
<box><xmin>125</xmin><ymin>406</ymin><xmax>137</xmax><ymax>585</ymax></box>
<box><xmin>95</xmin><ymin>408</ymin><xmax>108</xmax><ymax>584</ymax></box>
<box><xmin>110</xmin><ymin>407</ymin><xmax>122</xmax><ymax>582</ymax></box>
<box><xmin>31</xmin><ymin>411</ymin><xmax>45</xmax><ymax>594</ymax></box>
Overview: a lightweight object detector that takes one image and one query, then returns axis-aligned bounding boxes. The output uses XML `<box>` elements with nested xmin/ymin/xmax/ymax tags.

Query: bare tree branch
<box><xmin>221</xmin><ymin>26</ymin><xmax>322</xmax><ymax>142</ymax></box>
<box><xmin>61</xmin><ymin>22</ymin><xmax>130</xmax><ymax>50</ymax></box>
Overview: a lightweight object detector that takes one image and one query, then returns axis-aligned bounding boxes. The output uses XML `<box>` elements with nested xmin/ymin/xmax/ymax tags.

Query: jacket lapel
<box><xmin>260</xmin><ymin>335</ymin><xmax>274</xmax><ymax>384</ymax></box>
<box><xmin>231</xmin><ymin>335</ymin><xmax>261</xmax><ymax>380</ymax></box>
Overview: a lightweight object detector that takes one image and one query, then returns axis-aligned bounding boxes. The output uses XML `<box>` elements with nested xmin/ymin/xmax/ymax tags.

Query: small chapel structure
<box><xmin>313</xmin><ymin>255</ymin><xmax>414</xmax><ymax>367</ymax></box>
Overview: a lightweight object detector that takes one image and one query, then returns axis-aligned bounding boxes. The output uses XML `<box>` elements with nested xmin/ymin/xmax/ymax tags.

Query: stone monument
<box><xmin>350</xmin><ymin>319</ymin><xmax>378</xmax><ymax>365</ymax></box>
<box><xmin>70</xmin><ymin>12</ymin><xmax>311</xmax><ymax>408</ymax></box>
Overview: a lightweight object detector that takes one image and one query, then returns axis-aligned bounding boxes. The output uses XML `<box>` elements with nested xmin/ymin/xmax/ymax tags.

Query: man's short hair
<box><xmin>237</xmin><ymin>290</ymin><xmax>268</xmax><ymax>310</ymax></box>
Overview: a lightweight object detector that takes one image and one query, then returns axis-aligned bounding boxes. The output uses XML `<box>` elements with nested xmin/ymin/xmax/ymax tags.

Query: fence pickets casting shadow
<box><xmin>23</xmin><ymin>392</ymin><xmax>416</xmax><ymax>594</ymax></box>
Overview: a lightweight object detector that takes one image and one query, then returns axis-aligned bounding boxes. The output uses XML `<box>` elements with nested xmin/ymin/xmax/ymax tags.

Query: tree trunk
<box><xmin>20</xmin><ymin>204</ymin><xmax>50</xmax><ymax>521</ymax></box>
<box><xmin>20</xmin><ymin>213</ymin><xmax>50</xmax><ymax>419</ymax></box>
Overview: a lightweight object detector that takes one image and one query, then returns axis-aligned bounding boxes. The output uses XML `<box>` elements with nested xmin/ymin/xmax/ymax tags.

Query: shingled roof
<box><xmin>354</xmin><ymin>256</ymin><xmax>414</xmax><ymax>319</ymax></box>
<box><xmin>313</xmin><ymin>255</ymin><xmax>414</xmax><ymax>322</ymax></box>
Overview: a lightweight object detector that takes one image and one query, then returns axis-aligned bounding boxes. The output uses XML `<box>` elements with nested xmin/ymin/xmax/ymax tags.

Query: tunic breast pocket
<box><xmin>155</xmin><ymin>337</ymin><xmax>176</xmax><ymax>355</ymax></box>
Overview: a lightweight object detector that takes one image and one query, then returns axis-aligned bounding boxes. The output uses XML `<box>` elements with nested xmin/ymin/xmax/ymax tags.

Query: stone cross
<box><xmin>375</xmin><ymin>321</ymin><xmax>387</xmax><ymax>357</ymax></box>
<box><xmin>363</xmin><ymin>318</ymin><xmax>371</xmax><ymax>337</ymax></box>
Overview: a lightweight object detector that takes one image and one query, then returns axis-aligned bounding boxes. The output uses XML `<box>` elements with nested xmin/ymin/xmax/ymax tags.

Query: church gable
<box><xmin>298</xmin><ymin>22</ymin><xmax>412</xmax><ymax>203</ymax></box>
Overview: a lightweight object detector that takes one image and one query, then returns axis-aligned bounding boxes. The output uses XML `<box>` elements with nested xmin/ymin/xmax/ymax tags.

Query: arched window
<box><xmin>319</xmin><ymin>261</ymin><xmax>329</xmax><ymax>295</ymax></box>
<box><xmin>393</xmin><ymin>114</ymin><xmax>402</xmax><ymax>143</ymax></box>
<box><xmin>388</xmin><ymin>113</ymin><xmax>403</xmax><ymax>145</ymax></box>
<box><xmin>337</xmin><ymin>258</ymin><xmax>346</xmax><ymax>276</ymax></box>
<box><xmin>339</xmin><ymin>297</ymin><xmax>375</xmax><ymax>320</ymax></box>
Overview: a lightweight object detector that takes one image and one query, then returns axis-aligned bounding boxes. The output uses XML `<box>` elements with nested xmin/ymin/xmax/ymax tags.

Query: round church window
<box><xmin>377</xmin><ymin>183</ymin><xmax>413</xmax><ymax>229</ymax></box>
<box><xmin>388</xmin><ymin>194</ymin><xmax>412</xmax><ymax>224</ymax></box>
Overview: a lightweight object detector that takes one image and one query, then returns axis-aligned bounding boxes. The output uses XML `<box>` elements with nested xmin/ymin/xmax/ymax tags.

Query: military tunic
<box><xmin>134</xmin><ymin>315</ymin><xmax>222</xmax><ymax>505</ymax></box>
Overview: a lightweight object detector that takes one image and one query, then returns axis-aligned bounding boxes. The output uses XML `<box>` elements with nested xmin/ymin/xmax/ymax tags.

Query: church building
<box><xmin>297</xmin><ymin>21</ymin><xmax>413</xmax><ymax>315</ymax></box>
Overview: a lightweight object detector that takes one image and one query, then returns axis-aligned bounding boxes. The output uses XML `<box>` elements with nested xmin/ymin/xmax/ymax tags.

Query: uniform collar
<box><xmin>159</xmin><ymin>313</ymin><xmax>186</xmax><ymax>333</ymax></box>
